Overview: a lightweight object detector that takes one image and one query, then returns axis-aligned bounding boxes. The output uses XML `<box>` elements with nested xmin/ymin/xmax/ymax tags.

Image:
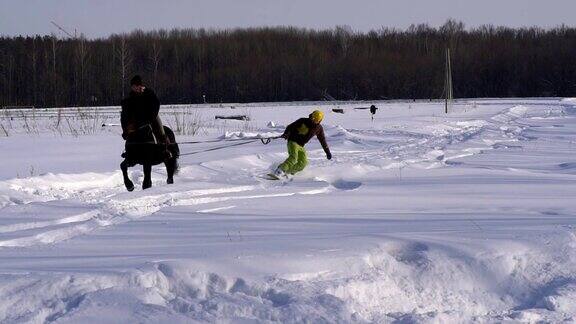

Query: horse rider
<box><xmin>121</xmin><ymin>75</ymin><xmax>166</xmax><ymax>143</ymax></box>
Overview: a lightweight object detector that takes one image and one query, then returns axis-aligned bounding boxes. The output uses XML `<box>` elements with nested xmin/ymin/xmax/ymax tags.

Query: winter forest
<box><xmin>1</xmin><ymin>20</ymin><xmax>576</xmax><ymax>108</ymax></box>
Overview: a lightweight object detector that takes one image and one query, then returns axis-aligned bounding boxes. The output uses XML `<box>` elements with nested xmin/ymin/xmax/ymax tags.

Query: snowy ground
<box><xmin>1</xmin><ymin>99</ymin><xmax>576</xmax><ymax>323</ymax></box>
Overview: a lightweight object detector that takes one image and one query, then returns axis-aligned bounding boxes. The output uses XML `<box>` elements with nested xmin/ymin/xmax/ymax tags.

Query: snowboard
<box><xmin>262</xmin><ymin>173</ymin><xmax>293</xmax><ymax>181</ymax></box>
<box><xmin>264</xmin><ymin>173</ymin><xmax>281</xmax><ymax>180</ymax></box>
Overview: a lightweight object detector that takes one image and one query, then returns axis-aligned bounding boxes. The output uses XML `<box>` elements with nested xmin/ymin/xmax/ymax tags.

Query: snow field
<box><xmin>0</xmin><ymin>99</ymin><xmax>575</xmax><ymax>322</ymax></box>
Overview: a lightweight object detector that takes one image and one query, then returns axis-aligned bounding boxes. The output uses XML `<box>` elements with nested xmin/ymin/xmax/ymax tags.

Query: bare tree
<box><xmin>116</xmin><ymin>37</ymin><xmax>132</xmax><ymax>98</ymax></box>
<box><xmin>335</xmin><ymin>25</ymin><xmax>353</xmax><ymax>57</ymax></box>
<box><xmin>75</xmin><ymin>34</ymin><xmax>90</xmax><ymax>106</ymax></box>
<box><xmin>2</xmin><ymin>54</ymin><xmax>15</xmax><ymax>106</ymax></box>
<box><xmin>440</xmin><ymin>19</ymin><xmax>465</xmax><ymax>50</ymax></box>
<box><xmin>0</xmin><ymin>51</ymin><xmax>6</xmax><ymax>107</ymax></box>
<box><xmin>51</xmin><ymin>33</ymin><xmax>59</xmax><ymax>107</ymax></box>
<box><xmin>30</xmin><ymin>38</ymin><xmax>38</xmax><ymax>106</ymax></box>
<box><xmin>150</xmin><ymin>42</ymin><xmax>161</xmax><ymax>90</ymax></box>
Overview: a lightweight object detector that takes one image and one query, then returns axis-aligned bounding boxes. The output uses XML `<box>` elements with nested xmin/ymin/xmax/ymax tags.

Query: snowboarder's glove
<box><xmin>326</xmin><ymin>152</ymin><xmax>332</xmax><ymax>160</ymax></box>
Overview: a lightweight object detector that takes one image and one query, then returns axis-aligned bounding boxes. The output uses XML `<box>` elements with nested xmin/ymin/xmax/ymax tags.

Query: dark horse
<box><xmin>120</xmin><ymin>124</ymin><xmax>180</xmax><ymax>191</ymax></box>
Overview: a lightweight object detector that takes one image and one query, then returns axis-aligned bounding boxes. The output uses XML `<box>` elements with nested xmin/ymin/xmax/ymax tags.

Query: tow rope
<box><xmin>112</xmin><ymin>122</ymin><xmax>281</xmax><ymax>157</ymax></box>
<box><xmin>178</xmin><ymin>137</ymin><xmax>278</xmax><ymax>157</ymax></box>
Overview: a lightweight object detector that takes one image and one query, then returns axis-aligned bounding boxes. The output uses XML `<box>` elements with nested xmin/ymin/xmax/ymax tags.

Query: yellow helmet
<box><xmin>309</xmin><ymin>110</ymin><xmax>324</xmax><ymax>124</ymax></box>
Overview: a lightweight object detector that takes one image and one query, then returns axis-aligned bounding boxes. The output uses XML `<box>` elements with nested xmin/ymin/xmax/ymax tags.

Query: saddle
<box><xmin>122</xmin><ymin>124</ymin><xmax>169</xmax><ymax>165</ymax></box>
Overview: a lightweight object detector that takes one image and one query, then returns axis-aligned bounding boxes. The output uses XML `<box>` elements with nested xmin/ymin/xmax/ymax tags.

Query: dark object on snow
<box><xmin>370</xmin><ymin>105</ymin><xmax>378</xmax><ymax>115</ymax></box>
<box><xmin>130</xmin><ymin>75</ymin><xmax>143</xmax><ymax>86</ymax></box>
<box><xmin>370</xmin><ymin>105</ymin><xmax>378</xmax><ymax>121</ymax></box>
<box><xmin>215</xmin><ymin>115</ymin><xmax>250</xmax><ymax>121</ymax></box>
<box><xmin>120</xmin><ymin>84</ymin><xmax>175</xmax><ymax>191</ymax></box>
<box><xmin>121</xmin><ymin>125</ymin><xmax>179</xmax><ymax>191</ymax></box>
<box><xmin>120</xmin><ymin>87</ymin><xmax>166</xmax><ymax>143</ymax></box>
<box><xmin>332</xmin><ymin>108</ymin><xmax>344</xmax><ymax>114</ymax></box>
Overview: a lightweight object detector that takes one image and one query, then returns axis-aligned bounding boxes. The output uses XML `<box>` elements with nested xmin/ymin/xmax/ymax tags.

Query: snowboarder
<box><xmin>271</xmin><ymin>110</ymin><xmax>332</xmax><ymax>179</ymax></box>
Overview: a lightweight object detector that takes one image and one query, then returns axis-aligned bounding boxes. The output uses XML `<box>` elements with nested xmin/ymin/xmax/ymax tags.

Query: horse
<box><xmin>120</xmin><ymin>124</ymin><xmax>180</xmax><ymax>191</ymax></box>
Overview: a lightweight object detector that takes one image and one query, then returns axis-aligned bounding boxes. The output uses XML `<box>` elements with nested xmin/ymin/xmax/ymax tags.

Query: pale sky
<box><xmin>1</xmin><ymin>0</ymin><xmax>575</xmax><ymax>39</ymax></box>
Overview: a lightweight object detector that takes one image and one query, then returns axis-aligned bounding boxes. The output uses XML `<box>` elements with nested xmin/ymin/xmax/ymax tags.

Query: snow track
<box><xmin>0</xmin><ymin>176</ymin><xmax>333</xmax><ymax>248</ymax></box>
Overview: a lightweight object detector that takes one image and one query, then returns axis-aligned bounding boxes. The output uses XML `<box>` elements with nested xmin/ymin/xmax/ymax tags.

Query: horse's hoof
<box><xmin>167</xmin><ymin>178</ymin><xmax>174</xmax><ymax>184</ymax></box>
<box><xmin>142</xmin><ymin>181</ymin><xmax>152</xmax><ymax>190</ymax></box>
<box><xmin>125</xmin><ymin>180</ymin><xmax>135</xmax><ymax>192</ymax></box>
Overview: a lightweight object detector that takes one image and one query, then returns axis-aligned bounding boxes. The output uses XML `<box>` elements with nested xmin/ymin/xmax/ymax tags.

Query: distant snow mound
<box><xmin>222</xmin><ymin>131</ymin><xmax>248</xmax><ymax>139</ymax></box>
<box><xmin>490</xmin><ymin>105</ymin><xmax>528</xmax><ymax>123</ymax></box>
<box><xmin>455</xmin><ymin>120</ymin><xmax>488</xmax><ymax>128</ymax></box>
<box><xmin>222</xmin><ymin>131</ymin><xmax>282</xmax><ymax>140</ymax></box>
<box><xmin>424</xmin><ymin>149</ymin><xmax>445</xmax><ymax>161</ymax></box>
<box><xmin>509</xmin><ymin>105</ymin><xmax>528</xmax><ymax>117</ymax></box>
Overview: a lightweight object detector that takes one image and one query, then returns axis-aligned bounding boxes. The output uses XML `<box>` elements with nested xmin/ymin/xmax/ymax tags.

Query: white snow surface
<box><xmin>1</xmin><ymin>99</ymin><xmax>576</xmax><ymax>323</ymax></box>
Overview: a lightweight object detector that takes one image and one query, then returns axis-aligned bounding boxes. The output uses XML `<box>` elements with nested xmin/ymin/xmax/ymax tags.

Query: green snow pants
<box><xmin>279</xmin><ymin>141</ymin><xmax>307</xmax><ymax>175</ymax></box>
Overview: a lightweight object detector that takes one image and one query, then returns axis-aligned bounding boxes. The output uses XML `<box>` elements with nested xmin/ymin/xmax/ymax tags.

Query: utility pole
<box><xmin>445</xmin><ymin>48</ymin><xmax>453</xmax><ymax>114</ymax></box>
<box><xmin>51</xmin><ymin>21</ymin><xmax>87</xmax><ymax>106</ymax></box>
<box><xmin>50</xmin><ymin>21</ymin><xmax>75</xmax><ymax>39</ymax></box>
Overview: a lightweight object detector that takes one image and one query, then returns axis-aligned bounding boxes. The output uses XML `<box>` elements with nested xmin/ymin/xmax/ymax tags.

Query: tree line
<box><xmin>1</xmin><ymin>20</ymin><xmax>575</xmax><ymax>108</ymax></box>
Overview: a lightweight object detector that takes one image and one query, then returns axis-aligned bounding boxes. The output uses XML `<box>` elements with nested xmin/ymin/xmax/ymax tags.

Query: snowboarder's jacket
<box><xmin>282</xmin><ymin>118</ymin><xmax>331</xmax><ymax>155</ymax></box>
<box><xmin>121</xmin><ymin>88</ymin><xmax>166</xmax><ymax>143</ymax></box>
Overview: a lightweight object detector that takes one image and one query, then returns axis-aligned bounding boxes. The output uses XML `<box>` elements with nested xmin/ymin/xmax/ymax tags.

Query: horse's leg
<box><xmin>164</xmin><ymin>126</ymin><xmax>179</xmax><ymax>185</ymax></box>
<box><xmin>120</xmin><ymin>160</ymin><xmax>134</xmax><ymax>192</ymax></box>
<box><xmin>142</xmin><ymin>164</ymin><xmax>152</xmax><ymax>189</ymax></box>
<box><xmin>165</xmin><ymin>158</ymin><xmax>176</xmax><ymax>184</ymax></box>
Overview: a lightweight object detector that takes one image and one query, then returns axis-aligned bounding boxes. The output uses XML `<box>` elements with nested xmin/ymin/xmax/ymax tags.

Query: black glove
<box><xmin>326</xmin><ymin>152</ymin><xmax>332</xmax><ymax>160</ymax></box>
